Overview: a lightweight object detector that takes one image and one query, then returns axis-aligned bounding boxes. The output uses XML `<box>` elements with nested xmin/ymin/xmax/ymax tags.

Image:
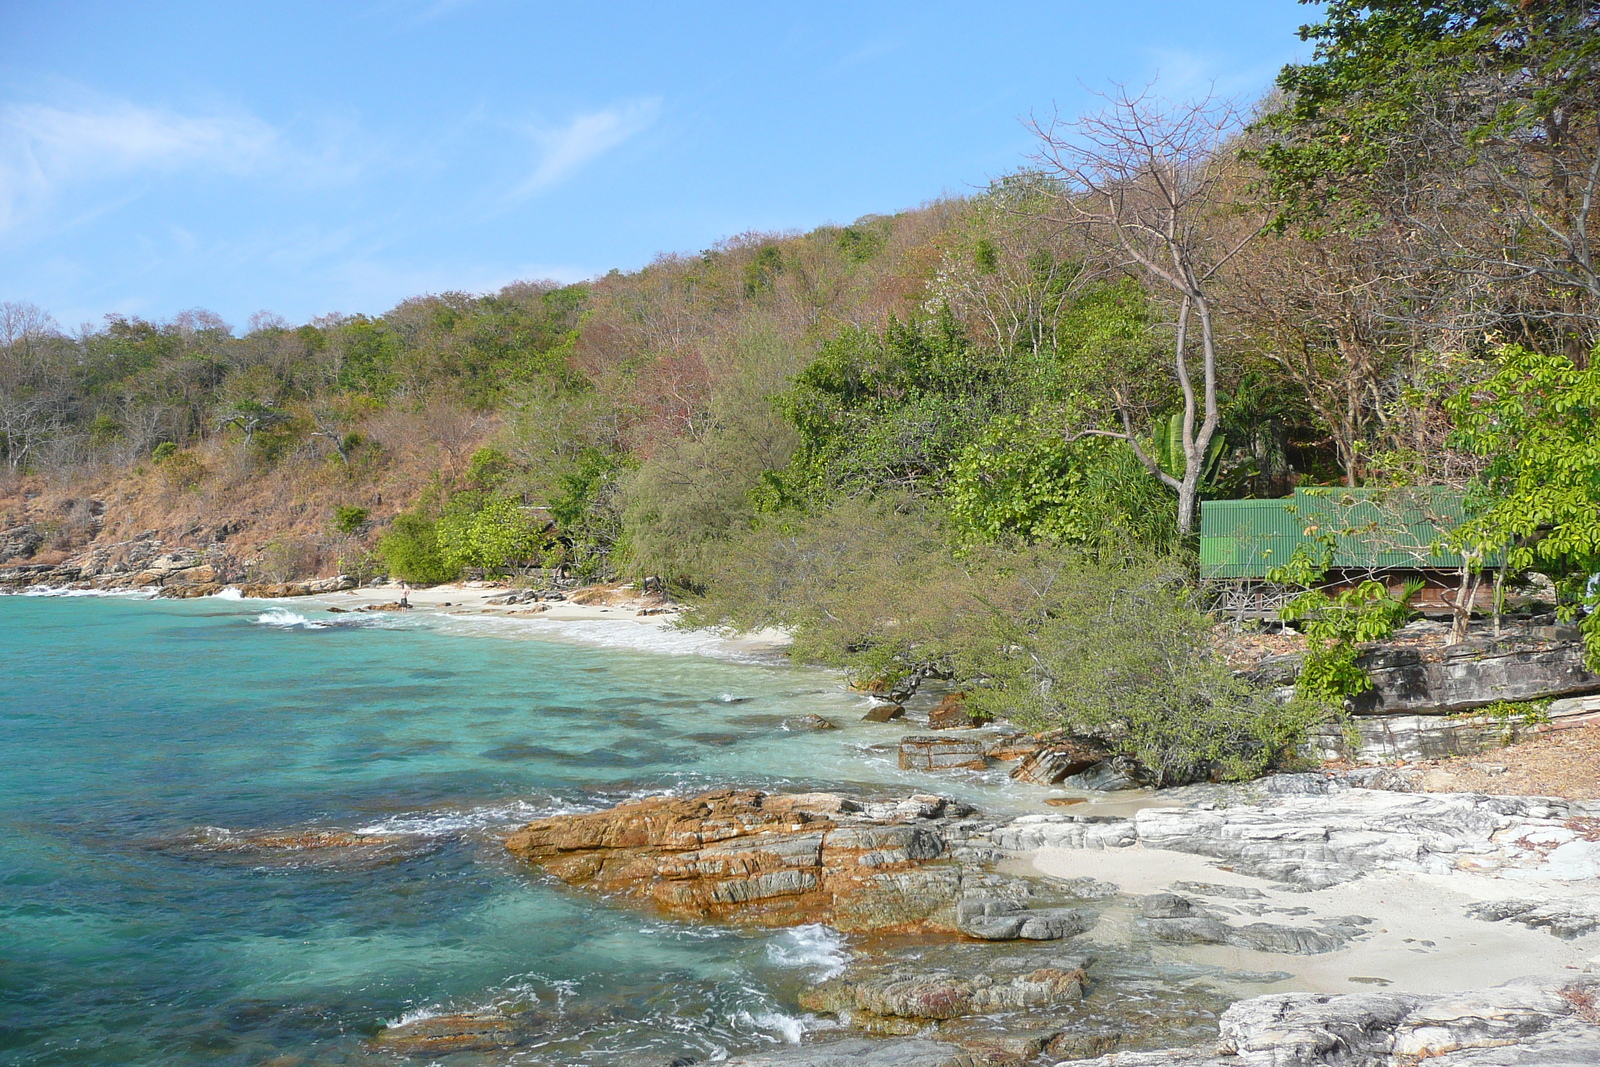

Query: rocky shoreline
<box><xmin>11</xmin><ymin>563</ymin><xmax>1600</xmax><ymax>1064</ymax></box>
<box><xmin>356</xmin><ymin>775</ymin><xmax>1600</xmax><ymax>1065</ymax></box>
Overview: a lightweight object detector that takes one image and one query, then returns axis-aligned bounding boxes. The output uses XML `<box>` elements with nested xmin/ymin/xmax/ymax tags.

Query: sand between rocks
<box><xmin>1027</xmin><ymin>844</ymin><xmax>1600</xmax><ymax>997</ymax></box>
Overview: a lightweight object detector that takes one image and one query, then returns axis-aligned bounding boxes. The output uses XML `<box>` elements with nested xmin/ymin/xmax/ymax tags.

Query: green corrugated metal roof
<box><xmin>1200</xmin><ymin>488</ymin><xmax>1486</xmax><ymax>579</ymax></box>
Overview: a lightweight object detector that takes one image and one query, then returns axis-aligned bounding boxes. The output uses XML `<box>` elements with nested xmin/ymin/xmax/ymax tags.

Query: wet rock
<box><xmin>955</xmin><ymin>898</ymin><xmax>1097</xmax><ymax>941</ymax></box>
<box><xmin>927</xmin><ymin>693</ymin><xmax>991</xmax><ymax>730</ymax></box>
<box><xmin>504</xmin><ymin>788</ymin><xmax>993</xmax><ymax>932</ymax></box>
<box><xmin>1141</xmin><ymin>893</ymin><xmax>1194</xmax><ymax>919</ymax></box>
<box><xmin>898</xmin><ymin>736</ymin><xmax>987</xmax><ymax>772</ymax></box>
<box><xmin>786</xmin><ymin>714</ymin><xmax>838</xmax><ymax>731</ymax></box>
<box><xmin>804</xmin><ymin>966</ymin><xmax>1085</xmax><ymax>1023</ymax></box>
<box><xmin>983</xmin><ymin>736</ymin><xmax>1045</xmax><ymax>762</ymax></box>
<box><xmin>156</xmin><ymin>582</ymin><xmax>224</xmax><ymax>598</ymax></box>
<box><xmin>863</xmin><ymin>703</ymin><xmax>906</xmax><ymax>723</ymax></box>
<box><xmin>372</xmin><ymin>1011</ymin><xmax>528</xmax><ymax>1053</ymax></box>
<box><xmin>1009</xmin><ymin>744</ymin><xmax>1102</xmax><ymax>785</ymax></box>
<box><xmin>240</xmin><ymin>576</ymin><xmax>355</xmax><ymax>597</ymax></box>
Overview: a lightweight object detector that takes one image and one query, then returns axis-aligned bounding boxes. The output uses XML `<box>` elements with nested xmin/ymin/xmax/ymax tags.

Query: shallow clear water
<box><xmin>0</xmin><ymin>594</ymin><xmax>1031</xmax><ymax>1066</ymax></box>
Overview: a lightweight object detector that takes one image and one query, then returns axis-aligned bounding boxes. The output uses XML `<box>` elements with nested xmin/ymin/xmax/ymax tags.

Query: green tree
<box><xmin>1259</xmin><ymin>1</ymin><xmax>1600</xmax><ymax>345</ymax></box>
<box><xmin>1447</xmin><ymin>344</ymin><xmax>1600</xmax><ymax>664</ymax></box>
<box><xmin>771</xmin><ymin>311</ymin><xmax>1017</xmax><ymax>502</ymax></box>
<box><xmin>436</xmin><ymin>495</ymin><xmax>545</xmax><ymax>574</ymax></box>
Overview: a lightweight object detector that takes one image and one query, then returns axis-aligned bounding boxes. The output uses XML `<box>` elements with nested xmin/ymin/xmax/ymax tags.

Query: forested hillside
<box><xmin>4</xmin><ymin>1</ymin><xmax>1597</xmax><ymax>781</ymax></box>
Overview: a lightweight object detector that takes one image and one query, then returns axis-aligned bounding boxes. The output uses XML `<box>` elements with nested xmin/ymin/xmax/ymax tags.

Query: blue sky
<box><xmin>0</xmin><ymin>1</ymin><xmax>1315</xmax><ymax>331</ymax></box>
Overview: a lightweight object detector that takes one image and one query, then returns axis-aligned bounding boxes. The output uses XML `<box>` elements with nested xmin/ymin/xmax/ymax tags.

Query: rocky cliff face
<box><xmin>0</xmin><ymin>531</ymin><xmax>246</xmax><ymax>594</ymax></box>
<box><xmin>1355</xmin><ymin>639</ymin><xmax>1600</xmax><ymax>716</ymax></box>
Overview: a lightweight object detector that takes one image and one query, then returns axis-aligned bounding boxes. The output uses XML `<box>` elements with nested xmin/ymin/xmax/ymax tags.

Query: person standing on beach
<box><xmin>400</xmin><ymin>582</ymin><xmax>410</xmax><ymax>609</ymax></box>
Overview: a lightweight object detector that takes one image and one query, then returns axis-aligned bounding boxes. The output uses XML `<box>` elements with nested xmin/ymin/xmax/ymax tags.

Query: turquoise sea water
<box><xmin>0</xmin><ymin>594</ymin><xmax>1024</xmax><ymax>1066</ymax></box>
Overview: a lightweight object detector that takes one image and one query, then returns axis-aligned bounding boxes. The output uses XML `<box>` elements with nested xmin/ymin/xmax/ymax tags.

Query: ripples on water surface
<box><xmin>0</xmin><ymin>594</ymin><xmax>1040</xmax><ymax>1066</ymax></box>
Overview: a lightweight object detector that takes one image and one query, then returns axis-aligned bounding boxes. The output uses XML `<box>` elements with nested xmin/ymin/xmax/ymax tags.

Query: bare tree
<box><xmin>927</xmin><ymin>174</ymin><xmax>1094</xmax><ymax>357</ymax></box>
<box><xmin>1221</xmin><ymin>225</ymin><xmax>1419</xmax><ymax>486</ymax></box>
<box><xmin>0</xmin><ymin>303</ymin><xmax>68</xmax><ymax>473</ymax></box>
<box><xmin>1031</xmin><ymin>86</ymin><xmax>1265</xmax><ymax>535</ymax></box>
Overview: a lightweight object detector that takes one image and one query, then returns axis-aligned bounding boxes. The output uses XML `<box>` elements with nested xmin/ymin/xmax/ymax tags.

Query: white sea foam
<box><xmin>21</xmin><ymin>585</ymin><xmax>157</xmax><ymax>599</ymax></box>
<box><xmin>765</xmin><ymin>924</ymin><xmax>849</xmax><ymax>979</ymax></box>
<box><xmin>253</xmin><ymin>608</ymin><xmax>326</xmax><ymax>629</ymax></box>
<box><xmin>351</xmin><ymin>797</ymin><xmax>591</xmax><ymax>837</ymax></box>
<box><xmin>733</xmin><ymin>1010</ymin><xmax>817</xmax><ymax>1044</ymax></box>
<box><xmin>426</xmin><ymin>612</ymin><xmax>779</xmax><ymax>663</ymax></box>
<box><xmin>209</xmin><ymin>587</ymin><xmax>243</xmax><ymax>600</ymax></box>
<box><xmin>385</xmin><ymin>1004</ymin><xmax>444</xmax><ymax>1028</ymax></box>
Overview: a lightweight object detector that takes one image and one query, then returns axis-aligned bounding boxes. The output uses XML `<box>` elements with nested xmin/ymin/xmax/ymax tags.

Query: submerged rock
<box><xmin>786</xmin><ymin>714</ymin><xmax>839</xmax><ymax>731</ymax></box>
<box><xmin>719</xmin><ymin>1037</ymin><xmax>970</xmax><ymax>1066</ymax></box>
<box><xmin>372</xmin><ymin>1011</ymin><xmax>531</xmax><ymax>1054</ymax></box>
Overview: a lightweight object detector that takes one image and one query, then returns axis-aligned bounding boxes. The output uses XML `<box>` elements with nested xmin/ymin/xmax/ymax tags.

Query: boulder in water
<box><xmin>862</xmin><ymin>703</ymin><xmax>905</xmax><ymax>723</ymax></box>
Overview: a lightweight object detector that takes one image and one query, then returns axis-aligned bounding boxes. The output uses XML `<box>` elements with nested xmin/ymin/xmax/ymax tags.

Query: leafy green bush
<box><xmin>332</xmin><ymin>505</ymin><xmax>370</xmax><ymax>536</ymax></box>
<box><xmin>1269</xmin><ymin>544</ymin><xmax>1419</xmax><ymax>707</ymax></box>
<box><xmin>947</xmin><ymin>417</ymin><xmax>1177</xmax><ymax>551</ymax></box>
<box><xmin>692</xmin><ymin>503</ymin><xmax>1321</xmax><ymax>785</ymax></box>
<box><xmin>376</xmin><ymin>513</ymin><xmax>458</xmax><ymax>584</ymax></box>
<box><xmin>964</xmin><ymin>552</ymin><xmax>1328</xmax><ymax>786</ymax></box>
<box><xmin>436</xmin><ymin>495</ymin><xmax>545</xmax><ymax>574</ymax></box>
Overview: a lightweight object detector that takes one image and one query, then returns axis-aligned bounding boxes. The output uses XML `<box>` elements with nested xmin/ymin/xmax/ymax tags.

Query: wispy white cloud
<box><xmin>1141</xmin><ymin>46</ymin><xmax>1288</xmax><ymax>103</ymax></box>
<box><xmin>514</xmin><ymin>99</ymin><xmax>661</xmax><ymax>197</ymax></box>
<box><xmin>0</xmin><ymin>94</ymin><xmax>357</xmax><ymax>236</ymax></box>
<box><xmin>4</xmin><ymin>100</ymin><xmax>277</xmax><ymax>176</ymax></box>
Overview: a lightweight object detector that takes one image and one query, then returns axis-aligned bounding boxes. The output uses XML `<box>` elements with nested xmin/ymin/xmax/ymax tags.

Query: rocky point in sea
<box><xmin>377</xmin><ymin>765</ymin><xmax>1600</xmax><ymax>1067</ymax></box>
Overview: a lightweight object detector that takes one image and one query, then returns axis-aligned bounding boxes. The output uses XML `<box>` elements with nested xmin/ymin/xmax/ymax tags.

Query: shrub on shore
<box><xmin>377</xmin><ymin>513</ymin><xmax>457</xmax><ymax>585</ymax></box>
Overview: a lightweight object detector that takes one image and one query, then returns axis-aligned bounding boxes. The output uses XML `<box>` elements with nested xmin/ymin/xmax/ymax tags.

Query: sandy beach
<box><xmin>310</xmin><ymin>579</ymin><xmax>796</xmax><ymax>657</ymax></box>
<box><xmin>1024</xmin><ymin>816</ymin><xmax>1600</xmax><ymax>999</ymax></box>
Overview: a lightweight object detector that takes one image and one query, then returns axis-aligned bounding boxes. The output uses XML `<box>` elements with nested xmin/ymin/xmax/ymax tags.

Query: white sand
<box><xmin>1028</xmin><ymin>844</ymin><xmax>1600</xmax><ymax>996</ymax></box>
<box><xmin>305</xmin><ymin>581</ymin><xmax>794</xmax><ymax>658</ymax></box>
